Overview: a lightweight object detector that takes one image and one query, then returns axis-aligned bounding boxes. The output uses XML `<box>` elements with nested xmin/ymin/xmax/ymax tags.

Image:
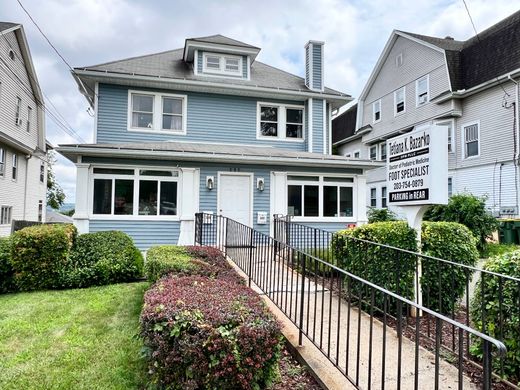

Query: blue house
<box><xmin>58</xmin><ymin>35</ymin><xmax>381</xmax><ymax>250</ymax></box>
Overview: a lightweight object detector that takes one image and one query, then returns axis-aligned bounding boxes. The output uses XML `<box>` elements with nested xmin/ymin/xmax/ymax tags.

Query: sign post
<box><xmin>386</xmin><ymin>125</ymin><xmax>448</xmax><ymax>316</ymax></box>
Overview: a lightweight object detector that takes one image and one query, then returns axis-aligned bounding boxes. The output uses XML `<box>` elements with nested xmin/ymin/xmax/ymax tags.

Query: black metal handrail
<box><xmin>195</xmin><ymin>213</ymin><xmax>506</xmax><ymax>389</ymax></box>
<box><xmin>272</xmin><ymin>215</ymin><xmax>520</xmax><ymax>388</ymax></box>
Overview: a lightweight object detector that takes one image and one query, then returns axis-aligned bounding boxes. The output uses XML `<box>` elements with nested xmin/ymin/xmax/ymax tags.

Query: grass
<box><xmin>482</xmin><ymin>242</ymin><xmax>520</xmax><ymax>258</ymax></box>
<box><xmin>0</xmin><ymin>282</ymin><xmax>149</xmax><ymax>390</ymax></box>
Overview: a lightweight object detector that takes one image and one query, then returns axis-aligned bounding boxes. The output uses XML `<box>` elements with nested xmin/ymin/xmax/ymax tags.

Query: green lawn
<box><xmin>0</xmin><ymin>282</ymin><xmax>149</xmax><ymax>390</ymax></box>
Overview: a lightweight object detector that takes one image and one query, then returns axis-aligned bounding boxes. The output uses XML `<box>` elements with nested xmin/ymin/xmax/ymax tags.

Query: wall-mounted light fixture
<box><xmin>206</xmin><ymin>176</ymin><xmax>214</xmax><ymax>190</ymax></box>
<box><xmin>257</xmin><ymin>177</ymin><xmax>265</xmax><ymax>191</ymax></box>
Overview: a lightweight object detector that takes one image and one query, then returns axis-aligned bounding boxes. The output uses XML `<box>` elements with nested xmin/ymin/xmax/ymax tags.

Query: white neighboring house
<box><xmin>333</xmin><ymin>11</ymin><xmax>520</xmax><ymax>217</ymax></box>
<box><xmin>0</xmin><ymin>22</ymin><xmax>47</xmax><ymax>236</ymax></box>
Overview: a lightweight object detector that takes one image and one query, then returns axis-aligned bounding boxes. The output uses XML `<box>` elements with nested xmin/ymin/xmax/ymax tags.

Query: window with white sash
<box><xmin>0</xmin><ymin>205</ymin><xmax>11</xmax><ymax>225</ymax></box>
<box><xmin>202</xmin><ymin>52</ymin><xmax>243</xmax><ymax>76</ymax></box>
<box><xmin>0</xmin><ymin>148</ymin><xmax>5</xmax><ymax>177</ymax></box>
<box><xmin>462</xmin><ymin>122</ymin><xmax>480</xmax><ymax>158</ymax></box>
<box><xmin>416</xmin><ymin>75</ymin><xmax>429</xmax><ymax>106</ymax></box>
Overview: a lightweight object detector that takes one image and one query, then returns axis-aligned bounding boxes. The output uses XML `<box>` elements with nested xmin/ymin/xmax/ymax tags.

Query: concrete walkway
<box><xmin>227</xmin><ymin>246</ymin><xmax>477</xmax><ymax>390</ymax></box>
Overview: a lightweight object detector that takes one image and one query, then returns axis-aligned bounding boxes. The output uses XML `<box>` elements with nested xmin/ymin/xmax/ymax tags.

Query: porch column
<box><xmin>74</xmin><ymin>163</ymin><xmax>90</xmax><ymax>234</ymax></box>
<box><xmin>178</xmin><ymin>168</ymin><xmax>200</xmax><ymax>245</ymax></box>
<box><xmin>356</xmin><ymin>175</ymin><xmax>368</xmax><ymax>225</ymax></box>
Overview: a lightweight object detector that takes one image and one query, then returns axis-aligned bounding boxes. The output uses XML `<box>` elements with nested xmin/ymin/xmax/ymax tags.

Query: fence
<box><xmin>273</xmin><ymin>215</ymin><xmax>520</xmax><ymax>388</ymax></box>
<box><xmin>195</xmin><ymin>213</ymin><xmax>506</xmax><ymax>389</ymax></box>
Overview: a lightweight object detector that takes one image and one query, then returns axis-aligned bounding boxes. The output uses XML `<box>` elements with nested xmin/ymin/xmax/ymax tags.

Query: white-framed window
<box><xmin>394</xmin><ymin>87</ymin><xmax>405</xmax><ymax>115</ymax></box>
<box><xmin>370</xmin><ymin>188</ymin><xmax>377</xmax><ymax>207</ymax></box>
<box><xmin>257</xmin><ymin>102</ymin><xmax>304</xmax><ymax>141</ymax></box>
<box><xmin>380</xmin><ymin>142</ymin><xmax>387</xmax><ymax>161</ymax></box>
<box><xmin>92</xmin><ymin>167</ymin><xmax>180</xmax><ymax>218</ymax></box>
<box><xmin>11</xmin><ymin>154</ymin><xmax>17</xmax><ymax>180</ymax></box>
<box><xmin>15</xmin><ymin>97</ymin><xmax>21</xmax><ymax>126</ymax></box>
<box><xmin>369</xmin><ymin>145</ymin><xmax>377</xmax><ymax>160</ymax></box>
<box><xmin>448</xmin><ymin>177</ymin><xmax>453</xmax><ymax>197</ymax></box>
<box><xmin>128</xmin><ymin>90</ymin><xmax>187</xmax><ymax>134</ymax></box>
<box><xmin>381</xmin><ymin>186</ymin><xmax>387</xmax><ymax>208</ymax></box>
<box><xmin>0</xmin><ymin>148</ymin><xmax>5</xmax><ymax>177</ymax></box>
<box><xmin>26</xmin><ymin>106</ymin><xmax>32</xmax><ymax>132</ymax></box>
<box><xmin>287</xmin><ymin>175</ymin><xmax>355</xmax><ymax>219</ymax></box>
<box><xmin>38</xmin><ymin>200</ymin><xmax>43</xmax><ymax>222</ymax></box>
<box><xmin>435</xmin><ymin>119</ymin><xmax>455</xmax><ymax>153</ymax></box>
<box><xmin>395</xmin><ymin>53</ymin><xmax>403</xmax><ymax>67</ymax></box>
<box><xmin>202</xmin><ymin>52</ymin><xmax>243</xmax><ymax>76</ymax></box>
<box><xmin>353</xmin><ymin>150</ymin><xmax>360</xmax><ymax>158</ymax></box>
<box><xmin>345</xmin><ymin>153</ymin><xmax>351</xmax><ymax>158</ymax></box>
<box><xmin>373</xmin><ymin>99</ymin><xmax>381</xmax><ymax>123</ymax></box>
<box><xmin>462</xmin><ymin>121</ymin><xmax>480</xmax><ymax>158</ymax></box>
<box><xmin>40</xmin><ymin>161</ymin><xmax>45</xmax><ymax>183</ymax></box>
<box><xmin>416</xmin><ymin>75</ymin><xmax>429</xmax><ymax>106</ymax></box>
<box><xmin>0</xmin><ymin>205</ymin><xmax>12</xmax><ymax>225</ymax></box>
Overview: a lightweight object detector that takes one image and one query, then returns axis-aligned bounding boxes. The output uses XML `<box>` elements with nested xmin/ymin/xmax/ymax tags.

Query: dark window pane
<box><xmin>286</xmin><ymin>108</ymin><xmax>303</xmax><ymax>124</ymax></box>
<box><xmin>114</xmin><ymin>179</ymin><xmax>134</xmax><ymax>215</ymax></box>
<box><xmin>132</xmin><ymin>94</ymin><xmax>153</xmax><ymax>112</ymax></box>
<box><xmin>260</xmin><ymin>122</ymin><xmax>277</xmax><ymax>136</ymax></box>
<box><xmin>163</xmin><ymin>98</ymin><xmax>182</xmax><ymax>115</ymax></box>
<box><xmin>93</xmin><ymin>179</ymin><xmax>112</xmax><ymax>214</ymax></box>
<box><xmin>162</xmin><ymin>115</ymin><xmax>182</xmax><ymax>130</ymax></box>
<box><xmin>375</xmin><ymin>111</ymin><xmax>380</xmax><ymax>121</ymax></box>
<box><xmin>286</xmin><ymin>124</ymin><xmax>302</xmax><ymax>138</ymax></box>
<box><xmin>304</xmin><ymin>186</ymin><xmax>319</xmax><ymax>217</ymax></box>
<box><xmin>140</xmin><ymin>170</ymin><xmax>177</xmax><ymax>177</ymax></box>
<box><xmin>396</xmin><ymin>102</ymin><xmax>404</xmax><ymax>113</ymax></box>
<box><xmin>132</xmin><ymin>112</ymin><xmax>153</xmax><ymax>128</ymax></box>
<box><xmin>260</xmin><ymin>106</ymin><xmax>278</xmax><ymax>121</ymax></box>
<box><xmin>288</xmin><ymin>185</ymin><xmax>302</xmax><ymax>216</ymax></box>
<box><xmin>160</xmin><ymin>182</ymin><xmax>177</xmax><ymax>215</ymax></box>
<box><xmin>466</xmin><ymin>141</ymin><xmax>478</xmax><ymax>157</ymax></box>
<box><xmin>323</xmin><ymin>186</ymin><xmax>338</xmax><ymax>217</ymax></box>
<box><xmin>139</xmin><ymin>180</ymin><xmax>158</xmax><ymax>215</ymax></box>
<box><xmin>340</xmin><ymin>187</ymin><xmax>353</xmax><ymax>217</ymax></box>
<box><xmin>93</xmin><ymin>168</ymin><xmax>134</xmax><ymax>175</ymax></box>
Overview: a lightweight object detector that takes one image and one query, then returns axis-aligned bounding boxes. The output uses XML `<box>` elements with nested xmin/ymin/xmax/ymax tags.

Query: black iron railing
<box><xmin>272</xmin><ymin>215</ymin><xmax>520</xmax><ymax>388</ymax></box>
<box><xmin>195</xmin><ymin>213</ymin><xmax>506</xmax><ymax>389</ymax></box>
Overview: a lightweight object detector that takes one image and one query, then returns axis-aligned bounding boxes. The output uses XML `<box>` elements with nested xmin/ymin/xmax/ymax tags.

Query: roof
<box><xmin>186</xmin><ymin>34</ymin><xmax>260</xmax><ymax>50</ymax></box>
<box><xmin>57</xmin><ymin>141</ymin><xmax>383</xmax><ymax>170</ymax></box>
<box><xmin>332</xmin><ymin>104</ymin><xmax>357</xmax><ymax>144</ymax></box>
<box><xmin>0</xmin><ymin>22</ymin><xmax>19</xmax><ymax>32</ymax></box>
<box><xmin>399</xmin><ymin>10</ymin><xmax>520</xmax><ymax>91</ymax></box>
<box><xmin>74</xmin><ymin>35</ymin><xmax>349</xmax><ymax>107</ymax></box>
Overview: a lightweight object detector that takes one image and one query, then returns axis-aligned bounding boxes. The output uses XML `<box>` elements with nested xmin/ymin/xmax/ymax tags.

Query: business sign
<box><xmin>387</xmin><ymin>125</ymin><xmax>448</xmax><ymax>206</ymax></box>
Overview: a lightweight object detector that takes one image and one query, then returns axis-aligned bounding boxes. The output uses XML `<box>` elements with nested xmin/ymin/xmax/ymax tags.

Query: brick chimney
<box><xmin>305</xmin><ymin>40</ymin><xmax>324</xmax><ymax>92</ymax></box>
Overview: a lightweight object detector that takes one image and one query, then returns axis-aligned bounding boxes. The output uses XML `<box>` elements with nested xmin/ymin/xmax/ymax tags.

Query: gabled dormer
<box><xmin>183</xmin><ymin>34</ymin><xmax>260</xmax><ymax>80</ymax></box>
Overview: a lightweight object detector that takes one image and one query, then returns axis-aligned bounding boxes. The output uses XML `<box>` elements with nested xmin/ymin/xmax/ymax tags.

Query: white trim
<box><xmin>256</xmin><ymin>101</ymin><xmax>305</xmax><ymax>142</ymax></box>
<box><xmin>353</xmin><ymin>149</ymin><xmax>361</xmax><ymax>158</ymax></box>
<box><xmin>93</xmin><ymin>82</ymin><xmax>99</xmax><ymax>143</ymax></box>
<box><xmin>393</xmin><ymin>86</ymin><xmax>406</xmax><ymax>116</ymax></box>
<box><xmin>322</xmin><ymin>99</ymin><xmax>327</xmax><ymax>154</ymax></box>
<box><xmin>127</xmin><ymin>89</ymin><xmax>187</xmax><ymax>134</ymax></box>
<box><xmin>369</xmin><ymin>144</ymin><xmax>378</xmax><ymax>161</ymax></box>
<box><xmin>202</xmin><ymin>52</ymin><xmax>243</xmax><ymax>77</ymax></box>
<box><xmin>461</xmin><ymin>120</ymin><xmax>481</xmax><ymax>159</ymax></box>
<box><xmin>443</xmin><ymin>50</ymin><xmax>453</xmax><ymax>92</ymax></box>
<box><xmin>320</xmin><ymin>42</ymin><xmax>325</xmax><ymax>92</ymax></box>
<box><xmin>328</xmin><ymin>103</ymin><xmax>332</xmax><ymax>155</ymax></box>
<box><xmin>308</xmin><ymin>98</ymin><xmax>313</xmax><ymax>152</ymax></box>
<box><xmin>183</xmin><ymin>42</ymin><xmax>259</xmax><ymax>62</ymax></box>
<box><xmin>372</xmin><ymin>99</ymin><xmax>381</xmax><ymax>123</ymax></box>
<box><xmin>246</xmin><ymin>55</ymin><xmax>251</xmax><ymax>81</ymax></box>
<box><xmin>434</xmin><ymin>118</ymin><xmax>455</xmax><ymax>154</ymax></box>
<box><xmin>194</xmin><ymin>49</ymin><xmax>199</xmax><ymax>76</ymax></box>
<box><xmin>415</xmin><ymin>74</ymin><xmax>430</xmax><ymax>107</ymax></box>
<box><xmin>307</xmin><ymin>43</ymin><xmax>313</xmax><ymax>90</ymax></box>
<box><xmin>217</xmin><ymin>171</ymin><xmax>254</xmax><ymax>227</ymax></box>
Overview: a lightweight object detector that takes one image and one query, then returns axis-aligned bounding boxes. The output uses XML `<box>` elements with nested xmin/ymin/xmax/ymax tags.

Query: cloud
<box><xmin>3</xmin><ymin>0</ymin><xmax>518</xmax><ymax>201</ymax></box>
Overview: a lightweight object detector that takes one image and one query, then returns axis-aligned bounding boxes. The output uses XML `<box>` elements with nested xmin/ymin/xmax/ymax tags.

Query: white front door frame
<box><xmin>217</xmin><ymin>171</ymin><xmax>254</xmax><ymax>226</ymax></box>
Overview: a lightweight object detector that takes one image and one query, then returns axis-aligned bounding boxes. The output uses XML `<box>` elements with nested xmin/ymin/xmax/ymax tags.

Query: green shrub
<box><xmin>367</xmin><ymin>207</ymin><xmax>398</xmax><ymax>223</ymax></box>
<box><xmin>470</xmin><ymin>250</ymin><xmax>520</xmax><ymax>380</ymax></box>
<box><xmin>0</xmin><ymin>237</ymin><xmax>16</xmax><ymax>293</ymax></box>
<box><xmin>425</xmin><ymin>193</ymin><xmax>498</xmax><ymax>253</ymax></box>
<box><xmin>10</xmin><ymin>224</ymin><xmax>77</xmax><ymax>291</ymax></box>
<box><xmin>141</xmin><ymin>275</ymin><xmax>282</xmax><ymax>389</ymax></box>
<box><xmin>332</xmin><ymin>221</ymin><xmax>418</xmax><ymax>302</ymax></box>
<box><xmin>145</xmin><ymin>246</ymin><xmax>196</xmax><ymax>282</ymax></box>
<box><xmin>421</xmin><ymin>222</ymin><xmax>479</xmax><ymax>313</ymax></box>
<box><xmin>62</xmin><ymin>231</ymin><xmax>143</xmax><ymax>288</ymax></box>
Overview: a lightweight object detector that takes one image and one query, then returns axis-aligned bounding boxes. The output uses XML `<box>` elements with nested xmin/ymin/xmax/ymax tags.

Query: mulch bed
<box><xmin>274</xmin><ymin>346</ymin><xmax>323</xmax><ymax>390</ymax></box>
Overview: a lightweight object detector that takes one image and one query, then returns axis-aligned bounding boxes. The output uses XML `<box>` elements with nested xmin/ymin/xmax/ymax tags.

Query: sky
<box><xmin>1</xmin><ymin>0</ymin><xmax>518</xmax><ymax>203</ymax></box>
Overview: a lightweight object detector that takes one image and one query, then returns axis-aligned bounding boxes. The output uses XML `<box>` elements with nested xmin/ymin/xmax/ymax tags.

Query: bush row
<box><xmin>1</xmin><ymin>224</ymin><xmax>143</xmax><ymax>292</ymax></box>
<box><xmin>140</xmin><ymin>245</ymin><xmax>282</xmax><ymax>389</ymax></box>
<box><xmin>332</xmin><ymin>221</ymin><xmax>479</xmax><ymax>313</ymax></box>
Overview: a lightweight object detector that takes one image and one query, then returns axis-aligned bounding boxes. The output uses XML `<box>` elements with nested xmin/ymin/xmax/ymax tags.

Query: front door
<box><xmin>218</xmin><ymin>173</ymin><xmax>252</xmax><ymax>226</ymax></box>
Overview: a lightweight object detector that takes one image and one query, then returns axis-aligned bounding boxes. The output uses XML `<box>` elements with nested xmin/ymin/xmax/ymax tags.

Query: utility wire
<box><xmin>0</xmin><ymin>31</ymin><xmax>86</xmax><ymax>142</ymax></box>
<box><xmin>16</xmin><ymin>0</ymin><xmax>99</xmax><ymax>101</ymax></box>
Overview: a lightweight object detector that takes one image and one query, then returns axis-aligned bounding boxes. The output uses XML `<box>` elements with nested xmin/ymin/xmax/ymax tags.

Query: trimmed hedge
<box><xmin>470</xmin><ymin>250</ymin><xmax>520</xmax><ymax>380</ymax></box>
<box><xmin>140</xmin><ymin>275</ymin><xmax>282</xmax><ymax>389</ymax></box>
<box><xmin>421</xmin><ymin>222</ymin><xmax>479</xmax><ymax>313</ymax></box>
<box><xmin>62</xmin><ymin>231</ymin><xmax>144</xmax><ymax>288</ymax></box>
<box><xmin>10</xmin><ymin>224</ymin><xmax>77</xmax><ymax>291</ymax></box>
<box><xmin>367</xmin><ymin>207</ymin><xmax>398</xmax><ymax>223</ymax></box>
<box><xmin>0</xmin><ymin>237</ymin><xmax>15</xmax><ymax>293</ymax></box>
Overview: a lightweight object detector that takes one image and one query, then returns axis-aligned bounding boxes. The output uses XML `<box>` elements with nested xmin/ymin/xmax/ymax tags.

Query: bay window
<box><xmin>92</xmin><ymin>167</ymin><xmax>179</xmax><ymax>218</ymax></box>
<box><xmin>287</xmin><ymin>175</ymin><xmax>354</xmax><ymax>219</ymax></box>
<box><xmin>258</xmin><ymin>102</ymin><xmax>304</xmax><ymax>141</ymax></box>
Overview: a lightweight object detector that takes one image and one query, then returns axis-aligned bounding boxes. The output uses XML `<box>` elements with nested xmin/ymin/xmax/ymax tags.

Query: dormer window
<box><xmin>202</xmin><ymin>52</ymin><xmax>243</xmax><ymax>76</ymax></box>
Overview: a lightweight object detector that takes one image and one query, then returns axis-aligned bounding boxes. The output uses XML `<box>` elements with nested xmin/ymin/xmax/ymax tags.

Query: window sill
<box><xmin>127</xmin><ymin>128</ymin><xmax>186</xmax><ymax>136</ymax></box>
<box><xmin>256</xmin><ymin>136</ymin><xmax>305</xmax><ymax>143</ymax></box>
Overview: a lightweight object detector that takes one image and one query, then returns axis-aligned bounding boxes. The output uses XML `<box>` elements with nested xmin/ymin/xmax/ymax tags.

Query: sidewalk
<box><xmin>226</xmin><ymin>246</ymin><xmax>477</xmax><ymax>390</ymax></box>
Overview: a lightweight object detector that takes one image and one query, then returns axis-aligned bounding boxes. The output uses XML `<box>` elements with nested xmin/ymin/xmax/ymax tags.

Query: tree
<box><xmin>46</xmin><ymin>151</ymin><xmax>65</xmax><ymax>210</ymax></box>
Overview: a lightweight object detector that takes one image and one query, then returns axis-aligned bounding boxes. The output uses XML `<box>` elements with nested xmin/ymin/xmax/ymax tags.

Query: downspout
<box><xmin>23</xmin><ymin>154</ymin><xmax>32</xmax><ymax>220</ymax></box>
<box><xmin>508</xmin><ymin>75</ymin><xmax>519</xmax><ymax>215</ymax></box>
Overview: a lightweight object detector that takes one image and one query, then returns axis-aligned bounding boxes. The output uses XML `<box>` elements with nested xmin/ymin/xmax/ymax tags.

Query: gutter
<box><xmin>508</xmin><ymin>75</ymin><xmax>520</xmax><ymax>162</ymax></box>
<box><xmin>56</xmin><ymin>145</ymin><xmax>384</xmax><ymax>170</ymax></box>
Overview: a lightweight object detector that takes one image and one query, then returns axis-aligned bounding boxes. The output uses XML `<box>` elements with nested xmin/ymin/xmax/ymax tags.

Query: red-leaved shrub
<box><xmin>140</xmin><ymin>275</ymin><xmax>282</xmax><ymax>389</ymax></box>
<box><xmin>185</xmin><ymin>245</ymin><xmax>244</xmax><ymax>283</ymax></box>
